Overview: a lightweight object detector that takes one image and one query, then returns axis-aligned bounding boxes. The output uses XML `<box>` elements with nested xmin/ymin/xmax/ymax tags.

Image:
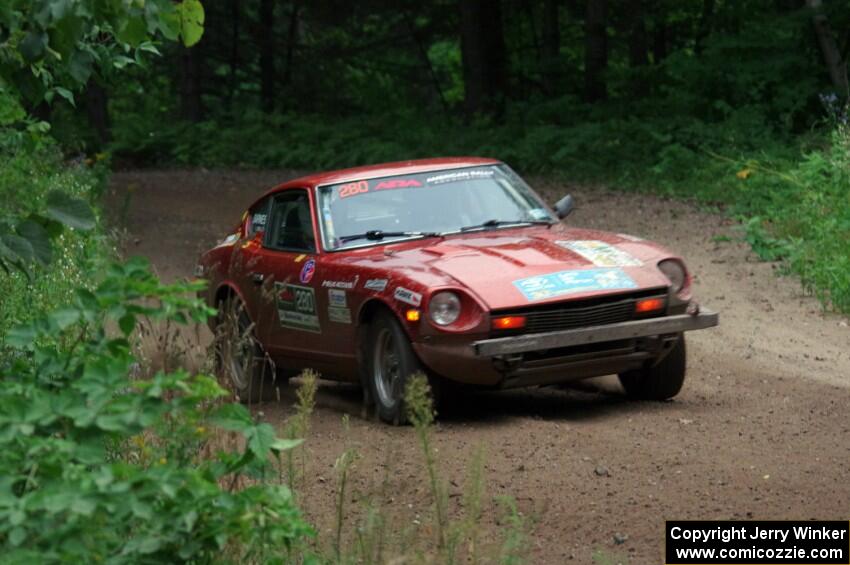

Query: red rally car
<box><xmin>197</xmin><ymin>158</ymin><xmax>718</xmax><ymax>423</ymax></box>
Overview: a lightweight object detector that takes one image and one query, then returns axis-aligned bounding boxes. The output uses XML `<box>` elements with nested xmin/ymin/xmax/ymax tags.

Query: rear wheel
<box><xmin>215</xmin><ymin>296</ymin><xmax>282</xmax><ymax>403</ymax></box>
<box><xmin>618</xmin><ymin>334</ymin><xmax>686</xmax><ymax>400</ymax></box>
<box><xmin>366</xmin><ymin>310</ymin><xmax>431</xmax><ymax>424</ymax></box>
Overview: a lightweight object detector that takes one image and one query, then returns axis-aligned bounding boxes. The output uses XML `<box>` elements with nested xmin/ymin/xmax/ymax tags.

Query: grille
<box><xmin>524</xmin><ymin>299</ymin><xmax>635</xmax><ymax>333</ymax></box>
<box><xmin>492</xmin><ymin>289</ymin><xmax>667</xmax><ymax>336</ymax></box>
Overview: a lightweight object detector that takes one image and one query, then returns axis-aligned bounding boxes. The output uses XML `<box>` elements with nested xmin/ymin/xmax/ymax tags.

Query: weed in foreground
<box><xmin>283</xmin><ymin>370</ymin><xmax>319</xmax><ymax>496</ymax></box>
<box><xmin>405</xmin><ymin>374</ymin><xmax>449</xmax><ymax>555</ymax></box>
<box><xmin>333</xmin><ymin>414</ymin><xmax>360</xmax><ymax>561</ymax></box>
<box><xmin>400</xmin><ymin>374</ymin><xmax>529</xmax><ymax>564</ymax></box>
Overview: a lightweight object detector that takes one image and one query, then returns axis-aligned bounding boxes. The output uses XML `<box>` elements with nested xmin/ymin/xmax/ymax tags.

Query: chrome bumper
<box><xmin>472</xmin><ymin>309</ymin><xmax>718</xmax><ymax>357</ymax></box>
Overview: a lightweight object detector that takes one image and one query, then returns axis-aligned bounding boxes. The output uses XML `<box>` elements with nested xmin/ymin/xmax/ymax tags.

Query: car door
<box><xmin>253</xmin><ymin>189</ymin><xmax>326</xmax><ymax>361</ymax></box>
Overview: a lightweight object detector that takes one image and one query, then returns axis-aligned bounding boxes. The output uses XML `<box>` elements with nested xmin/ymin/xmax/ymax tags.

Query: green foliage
<box><xmin>0</xmin><ymin>0</ymin><xmax>206</xmax><ymax>305</ymax></box>
<box><xmin>0</xmin><ymin>188</ymin><xmax>95</xmax><ymax>277</ymax></box>
<box><xmin>0</xmin><ymin>0</ymin><xmax>204</xmax><ymax>109</ymax></box>
<box><xmin>176</xmin><ymin>0</ymin><xmax>205</xmax><ymax>48</ymax></box>
<box><xmin>0</xmin><ymin>136</ymin><xmax>110</xmax><ymax>342</ymax></box>
<box><xmin>0</xmin><ymin>258</ymin><xmax>313</xmax><ymax>563</ymax></box>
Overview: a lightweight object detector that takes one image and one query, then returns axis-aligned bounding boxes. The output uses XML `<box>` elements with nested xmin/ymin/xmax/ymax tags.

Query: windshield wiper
<box><xmin>459</xmin><ymin>218</ymin><xmax>554</xmax><ymax>232</ymax></box>
<box><xmin>339</xmin><ymin>230</ymin><xmax>442</xmax><ymax>243</ymax></box>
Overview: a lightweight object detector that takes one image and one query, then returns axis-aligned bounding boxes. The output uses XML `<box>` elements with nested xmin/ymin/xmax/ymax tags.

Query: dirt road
<box><xmin>109</xmin><ymin>169</ymin><xmax>850</xmax><ymax>564</ymax></box>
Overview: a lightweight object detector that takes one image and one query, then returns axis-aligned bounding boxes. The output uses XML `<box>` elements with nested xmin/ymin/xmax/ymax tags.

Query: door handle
<box><xmin>250</xmin><ymin>272</ymin><xmax>265</xmax><ymax>285</ymax></box>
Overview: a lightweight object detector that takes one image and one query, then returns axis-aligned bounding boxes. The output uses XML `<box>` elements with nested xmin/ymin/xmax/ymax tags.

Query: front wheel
<box><xmin>366</xmin><ymin>310</ymin><xmax>429</xmax><ymax>424</ymax></box>
<box><xmin>618</xmin><ymin>334</ymin><xmax>686</xmax><ymax>400</ymax></box>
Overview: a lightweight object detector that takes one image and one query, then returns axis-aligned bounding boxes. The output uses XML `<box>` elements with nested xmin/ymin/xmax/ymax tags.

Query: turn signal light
<box><xmin>405</xmin><ymin>309</ymin><xmax>421</xmax><ymax>322</ymax></box>
<box><xmin>491</xmin><ymin>316</ymin><xmax>527</xmax><ymax>330</ymax></box>
<box><xmin>635</xmin><ymin>297</ymin><xmax>665</xmax><ymax>314</ymax></box>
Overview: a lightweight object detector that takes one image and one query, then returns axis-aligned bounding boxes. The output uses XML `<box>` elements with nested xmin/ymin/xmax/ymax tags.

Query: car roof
<box><xmin>259</xmin><ymin>157</ymin><xmax>502</xmax><ymax>199</ymax></box>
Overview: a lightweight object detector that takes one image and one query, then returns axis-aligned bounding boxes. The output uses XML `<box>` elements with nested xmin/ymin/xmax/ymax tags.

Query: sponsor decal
<box><xmin>513</xmin><ymin>268</ymin><xmax>638</xmax><ymax>302</ymax></box>
<box><xmin>394</xmin><ymin>287</ymin><xmax>422</xmax><ymax>306</ymax></box>
<box><xmin>322</xmin><ymin>276</ymin><xmax>358</xmax><ymax>290</ymax></box>
<box><xmin>253</xmin><ymin>213</ymin><xmax>267</xmax><ymax>226</ymax></box>
<box><xmin>364</xmin><ymin>278</ymin><xmax>388</xmax><ymax>292</ymax></box>
<box><xmin>299</xmin><ymin>258</ymin><xmax>316</xmax><ymax>283</ymax></box>
<box><xmin>328</xmin><ymin>306</ymin><xmax>352</xmax><ymax>324</ymax></box>
<box><xmin>275</xmin><ymin>283</ymin><xmax>321</xmax><ymax>333</ymax></box>
<box><xmin>557</xmin><ymin>240</ymin><xmax>642</xmax><ymax>267</ymax></box>
<box><xmin>374</xmin><ymin>179</ymin><xmax>422</xmax><ymax>190</ymax></box>
<box><xmin>328</xmin><ymin>288</ymin><xmax>347</xmax><ymax>308</ymax></box>
<box><xmin>425</xmin><ymin>168</ymin><xmax>494</xmax><ymax>185</ymax></box>
<box><xmin>193</xmin><ymin>264</ymin><xmax>205</xmax><ymax>277</ymax></box>
<box><xmin>337</xmin><ymin>179</ymin><xmax>424</xmax><ymax>200</ymax></box>
<box><xmin>294</xmin><ymin>253</ymin><xmax>306</xmax><ymax>263</ymax></box>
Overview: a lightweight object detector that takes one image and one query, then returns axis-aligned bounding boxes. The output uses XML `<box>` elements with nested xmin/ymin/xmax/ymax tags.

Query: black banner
<box><xmin>666</xmin><ymin>521</ymin><xmax>849</xmax><ymax>564</ymax></box>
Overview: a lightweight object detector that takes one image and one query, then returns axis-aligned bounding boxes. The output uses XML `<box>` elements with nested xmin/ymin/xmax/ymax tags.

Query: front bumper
<box><xmin>472</xmin><ymin>309</ymin><xmax>718</xmax><ymax>357</ymax></box>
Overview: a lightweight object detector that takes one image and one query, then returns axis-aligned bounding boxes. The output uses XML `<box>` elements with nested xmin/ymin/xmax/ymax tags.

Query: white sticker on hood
<box><xmin>557</xmin><ymin>240</ymin><xmax>642</xmax><ymax>267</ymax></box>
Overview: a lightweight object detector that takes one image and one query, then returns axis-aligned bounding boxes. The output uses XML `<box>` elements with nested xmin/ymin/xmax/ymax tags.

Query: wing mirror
<box><xmin>554</xmin><ymin>194</ymin><xmax>574</xmax><ymax>219</ymax></box>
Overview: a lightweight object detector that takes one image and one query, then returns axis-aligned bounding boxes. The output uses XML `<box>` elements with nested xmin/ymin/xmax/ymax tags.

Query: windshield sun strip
<box><xmin>314</xmin><ymin>164</ymin><xmax>551</xmax><ymax>252</ymax></box>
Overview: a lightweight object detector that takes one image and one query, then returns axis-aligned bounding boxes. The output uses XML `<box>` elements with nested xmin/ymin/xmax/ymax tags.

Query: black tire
<box><xmin>215</xmin><ymin>297</ymin><xmax>281</xmax><ymax>403</ymax></box>
<box><xmin>618</xmin><ymin>334</ymin><xmax>687</xmax><ymax>400</ymax></box>
<box><xmin>366</xmin><ymin>310</ymin><xmax>428</xmax><ymax>424</ymax></box>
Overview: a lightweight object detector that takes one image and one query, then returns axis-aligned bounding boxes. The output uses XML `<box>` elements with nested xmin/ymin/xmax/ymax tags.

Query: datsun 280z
<box><xmin>196</xmin><ymin>158</ymin><xmax>718</xmax><ymax>423</ymax></box>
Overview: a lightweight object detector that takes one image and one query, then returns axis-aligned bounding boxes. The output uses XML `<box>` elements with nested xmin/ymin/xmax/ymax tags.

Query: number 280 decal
<box><xmin>338</xmin><ymin>181</ymin><xmax>369</xmax><ymax>199</ymax></box>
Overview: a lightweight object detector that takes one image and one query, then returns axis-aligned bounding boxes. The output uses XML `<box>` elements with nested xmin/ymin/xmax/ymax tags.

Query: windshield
<box><xmin>316</xmin><ymin>165</ymin><xmax>554</xmax><ymax>250</ymax></box>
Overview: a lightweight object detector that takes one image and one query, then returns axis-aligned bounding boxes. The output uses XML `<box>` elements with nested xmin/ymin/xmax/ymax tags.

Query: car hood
<box><xmin>349</xmin><ymin>226</ymin><xmax>675</xmax><ymax>310</ymax></box>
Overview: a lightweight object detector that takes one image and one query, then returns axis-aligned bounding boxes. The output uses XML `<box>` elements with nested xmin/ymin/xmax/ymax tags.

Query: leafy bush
<box><xmin>743</xmin><ymin>127</ymin><xmax>850</xmax><ymax>312</ymax></box>
<box><xmin>0</xmin><ymin>132</ymin><xmax>110</xmax><ymax>343</ymax></box>
<box><xmin>0</xmin><ymin>1</ymin><xmax>204</xmax><ymax>112</ymax></box>
<box><xmin>0</xmin><ymin>259</ymin><xmax>313</xmax><ymax>563</ymax></box>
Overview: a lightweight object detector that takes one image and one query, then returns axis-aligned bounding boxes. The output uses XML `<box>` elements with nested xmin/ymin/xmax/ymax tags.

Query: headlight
<box><xmin>429</xmin><ymin>292</ymin><xmax>461</xmax><ymax>326</ymax></box>
<box><xmin>658</xmin><ymin>259</ymin><xmax>686</xmax><ymax>294</ymax></box>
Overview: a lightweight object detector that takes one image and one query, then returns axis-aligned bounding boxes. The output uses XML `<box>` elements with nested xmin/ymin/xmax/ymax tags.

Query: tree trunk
<box><xmin>542</xmin><ymin>0</ymin><xmax>561</xmax><ymax>94</ymax></box>
<box><xmin>584</xmin><ymin>0</ymin><xmax>608</xmax><ymax>102</ymax></box>
<box><xmin>228</xmin><ymin>0</ymin><xmax>240</xmax><ymax>108</ymax></box>
<box><xmin>460</xmin><ymin>0</ymin><xmax>508</xmax><ymax>115</ymax></box>
<box><xmin>694</xmin><ymin>0</ymin><xmax>716</xmax><ymax>54</ymax></box>
<box><xmin>806</xmin><ymin>0</ymin><xmax>849</xmax><ymax>94</ymax></box>
<box><xmin>775</xmin><ymin>0</ymin><xmax>802</xmax><ymax>13</ymax></box>
<box><xmin>406</xmin><ymin>15</ymin><xmax>449</xmax><ymax>115</ymax></box>
<box><xmin>282</xmin><ymin>2</ymin><xmax>300</xmax><ymax>87</ymax></box>
<box><xmin>179</xmin><ymin>45</ymin><xmax>204</xmax><ymax>122</ymax></box>
<box><xmin>85</xmin><ymin>80</ymin><xmax>111</xmax><ymax>146</ymax></box>
<box><xmin>626</xmin><ymin>0</ymin><xmax>649</xmax><ymax>96</ymax></box>
<box><xmin>652</xmin><ymin>3</ymin><xmax>667</xmax><ymax>63</ymax></box>
<box><xmin>259</xmin><ymin>0</ymin><xmax>275</xmax><ymax>112</ymax></box>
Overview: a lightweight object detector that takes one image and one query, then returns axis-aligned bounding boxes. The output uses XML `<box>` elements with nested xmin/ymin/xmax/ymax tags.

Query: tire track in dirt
<box><xmin>109</xmin><ymin>169</ymin><xmax>850</xmax><ymax>564</ymax></box>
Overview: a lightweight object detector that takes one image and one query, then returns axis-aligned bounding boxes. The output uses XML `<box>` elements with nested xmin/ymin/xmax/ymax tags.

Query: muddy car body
<box><xmin>197</xmin><ymin>158</ymin><xmax>718</xmax><ymax>422</ymax></box>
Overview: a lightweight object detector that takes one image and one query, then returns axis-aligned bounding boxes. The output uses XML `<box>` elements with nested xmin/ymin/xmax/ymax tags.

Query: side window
<box><xmin>247</xmin><ymin>197</ymin><xmax>270</xmax><ymax>238</ymax></box>
<box><xmin>264</xmin><ymin>190</ymin><xmax>316</xmax><ymax>253</ymax></box>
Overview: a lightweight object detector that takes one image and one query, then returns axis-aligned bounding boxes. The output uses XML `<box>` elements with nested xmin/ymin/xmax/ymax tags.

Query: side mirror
<box><xmin>554</xmin><ymin>194</ymin><xmax>574</xmax><ymax>219</ymax></box>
